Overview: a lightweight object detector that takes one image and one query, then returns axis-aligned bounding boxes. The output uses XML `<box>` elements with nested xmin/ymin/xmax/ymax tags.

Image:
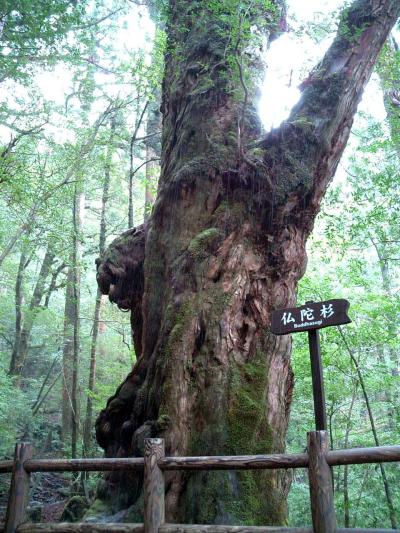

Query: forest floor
<box><xmin>0</xmin><ymin>472</ymin><xmax>69</xmax><ymax>522</ymax></box>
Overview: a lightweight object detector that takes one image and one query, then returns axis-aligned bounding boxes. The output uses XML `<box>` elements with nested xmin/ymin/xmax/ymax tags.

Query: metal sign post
<box><xmin>271</xmin><ymin>299</ymin><xmax>351</xmax><ymax>431</ymax></box>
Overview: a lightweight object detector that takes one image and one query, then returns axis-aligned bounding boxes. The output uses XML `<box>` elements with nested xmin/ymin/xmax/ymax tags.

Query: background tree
<box><xmin>83</xmin><ymin>115</ymin><xmax>117</xmax><ymax>457</ymax></box>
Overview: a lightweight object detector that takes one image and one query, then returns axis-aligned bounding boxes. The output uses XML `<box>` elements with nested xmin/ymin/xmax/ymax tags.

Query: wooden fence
<box><xmin>0</xmin><ymin>431</ymin><xmax>399</xmax><ymax>533</ymax></box>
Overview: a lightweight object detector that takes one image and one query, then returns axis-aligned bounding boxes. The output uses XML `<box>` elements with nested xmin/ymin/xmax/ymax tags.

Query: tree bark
<box><xmin>95</xmin><ymin>0</ymin><xmax>400</xmax><ymax>525</ymax></box>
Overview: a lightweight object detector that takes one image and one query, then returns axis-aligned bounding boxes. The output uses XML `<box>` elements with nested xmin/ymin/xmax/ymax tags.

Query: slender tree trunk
<box><xmin>371</xmin><ymin>238</ymin><xmax>399</xmax><ymax>430</ymax></box>
<box><xmin>82</xmin><ymin>289</ymin><xmax>103</xmax><ymax>455</ymax></box>
<box><xmin>95</xmin><ymin>0</ymin><xmax>400</xmax><ymax>524</ymax></box>
<box><xmin>9</xmin><ymin>250</ymin><xmax>29</xmax><ymax>374</ymax></box>
<box><xmin>10</xmin><ymin>247</ymin><xmax>55</xmax><ymax>376</ymax></box>
<box><xmin>71</xmin><ymin>185</ymin><xmax>84</xmax><ymax>459</ymax></box>
<box><xmin>352</xmin><ymin>465</ymin><xmax>373</xmax><ymax>528</ymax></box>
<box><xmin>338</xmin><ymin>327</ymin><xmax>397</xmax><ymax>529</ymax></box>
<box><xmin>83</xmin><ymin>118</ymin><xmax>115</xmax><ymax>456</ymax></box>
<box><xmin>0</xmin><ymin>223</ymin><xmax>28</xmax><ymax>269</ymax></box>
<box><xmin>62</xmin><ymin>186</ymin><xmax>85</xmax><ymax>453</ymax></box>
<box><xmin>375</xmin><ymin>45</ymin><xmax>400</xmax><ymax>433</ymax></box>
<box><xmin>31</xmin><ymin>356</ymin><xmax>60</xmax><ymax>413</ymax></box>
<box><xmin>60</xmin><ymin>99</ymin><xmax>112</xmax><ymax>447</ymax></box>
<box><xmin>343</xmin><ymin>383</ymin><xmax>358</xmax><ymax>528</ymax></box>
<box><xmin>373</xmin><ymin>240</ymin><xmax>393</xmax><ymax>296</ymax></box>
<box><xmin>62</xmin><ymin>266</ymin><xmax>75</xmax><ymax>442</ymax></box>
<box><xmin>32</xmin><ymin>371</ymin><xmax>62</xmax><ymax>417</ymax></box>
<box><xmin>144</xmin><ymin>100</ymin><xmax>161</xmax><ymax>221</ymax></box>
<box><xmin>129</xmin><ymin>102</ymin><xmax>149</xmax><ymax>228</ymax></box>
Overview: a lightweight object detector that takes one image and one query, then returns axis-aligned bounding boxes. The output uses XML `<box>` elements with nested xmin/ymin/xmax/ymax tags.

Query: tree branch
<box><xmin>79</xmin><ymin>7</ymin><xmax>125</xmax><ymax>29</ymax></box>
<box><xmin>31</xmin><ymin>357</ymin><xmax>60</xmax><ymax>412</ymax></box>
<box><xmin>261</xmin><ymin>0</ymin><xmax>400</xmax><ymax>226</ymax></box>
<box><xmin>44</xmin><ymin>262</ymin><xmax>67</xmax><ymax>308</ymax></box>
<box><xmin>0</xmin><ymin>124</ymin><xmax>45</xmax><ymax>162</ymax></box>
<box><xmin>0</xmin><ymin>104</ymin><xmax>118</xmax><ymax>266</ymax></box>
<box><xmin>32</xmin><ymin>371</ymin><xmax>62</xmax><ymax>417</ymax></box>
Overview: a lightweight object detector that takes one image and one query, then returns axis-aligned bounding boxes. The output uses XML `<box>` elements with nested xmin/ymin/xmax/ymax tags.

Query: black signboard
<box><xmin>270</xmin><ymin>299</ymin><xmax>351</xmax><ymax>336</ymax></box>
<box><xmin>270</xmin><ymin>298</ymin><xmax>351</xmax><ymax>432</ymax></box>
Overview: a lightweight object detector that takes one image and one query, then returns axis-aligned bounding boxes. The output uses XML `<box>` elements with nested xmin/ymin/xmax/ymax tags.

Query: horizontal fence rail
<box><xmin>24</xmin><ymin>458</ymin><xmax>145</xmax><ymax>473</ymax></box>
<box><xmin>1</xmin><ymin>525</ymin><xmax>400</xmax><ymax>533</ymax></box>
<box><xmin>326</xmin><ymin>446</ymin><xmax>400</xmax><ymax>466</ymax></box>
<box><xmin>0</xmin><ymin>432</ymin><xmax>399</xmax><ymax>533</ymax></box>
<box><xmin>0</xmin><ymin>461</ymin><xmax>12</xmax><ymax>474</ymax></box>
<box><xmin>1</xmin><ymin>446</ymin><xmax>399</xmax><ymax>474</ymax></box>
<box><xmin>158</xmin><ymin>452</ymin><xmax>309</xmax><ymax>471</ymax></box>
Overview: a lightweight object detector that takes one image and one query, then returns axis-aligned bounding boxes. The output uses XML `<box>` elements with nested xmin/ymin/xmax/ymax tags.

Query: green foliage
<box><xmin>0</xmin><ymin>0</ymin><xmax>88</xmax><ymax>83</ymax></box>
<box><xmin>0</xmin><ymin>364</ymin><xmax>27</xmax><ymax>456</ymax></box>
<box><xmin>0</xmin><ymin>0</ymin><xmax>157</xmax><ymax>463</ymax></box>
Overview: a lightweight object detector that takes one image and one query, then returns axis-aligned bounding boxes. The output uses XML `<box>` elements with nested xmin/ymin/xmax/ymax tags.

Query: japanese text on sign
<box><xmin>281</xmin><ymin>303</ymin><xmax>334</xmax><ymax>329</ymax></box>
<box><xmin>270</xmin><ymin>299</ymin><xmax>351</xmax><ymax>335</ymax></box>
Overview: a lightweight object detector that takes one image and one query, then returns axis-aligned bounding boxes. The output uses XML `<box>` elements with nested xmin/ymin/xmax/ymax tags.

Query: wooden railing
<box><xmin>0</xmin><ymin>431</ymin><xmax>399</xmax><ymax>533</ymax></box>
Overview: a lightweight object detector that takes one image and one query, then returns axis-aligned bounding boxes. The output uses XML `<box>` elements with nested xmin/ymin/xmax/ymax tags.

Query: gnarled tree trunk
<box><xmin>95</xmin><ymin>0</ymin><xmax>400</xmax><ymax>525</ymax></box>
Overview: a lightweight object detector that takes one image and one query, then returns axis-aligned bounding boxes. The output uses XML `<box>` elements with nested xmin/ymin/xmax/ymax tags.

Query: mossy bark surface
<box><xmin>94</xmin><ymin>0</ymin><xmax>400</xmax><ymax>525</ymax></box>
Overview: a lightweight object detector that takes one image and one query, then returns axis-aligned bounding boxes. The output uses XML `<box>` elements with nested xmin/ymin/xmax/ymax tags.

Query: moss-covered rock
<box><xmin>61</xmin><ymin>495</ymin><xmax>89</xmax><ymax>523</ymax></box>
<box><xmin>82</xmin><ymin>497</ymin><xmax>113</xmax><ymax>523</ymax></box>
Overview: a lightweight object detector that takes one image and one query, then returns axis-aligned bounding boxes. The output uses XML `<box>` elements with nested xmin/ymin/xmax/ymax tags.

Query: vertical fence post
<box><xmin>144</xmin><ymin>438</ymin><xmax>165</xmax><ymax>533</ymax></box>
<box><xmin>5</xmin><ymin>442</ymin><xmax>33</xmax><ymax>533</ymax></box>
<box><xmin>307</xmin><ymin>431</ymin><xmax>336</xmax><ymax>533</ymax></box>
